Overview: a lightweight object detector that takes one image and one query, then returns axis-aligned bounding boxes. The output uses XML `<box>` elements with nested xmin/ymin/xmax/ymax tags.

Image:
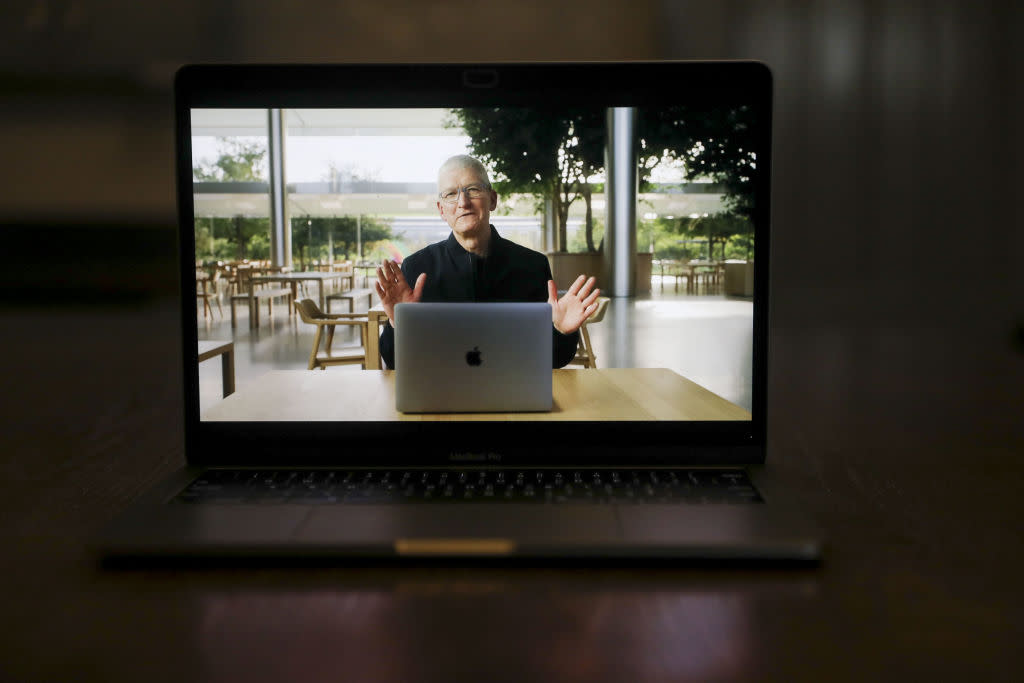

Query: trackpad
<box><xmin>299</xmin><ymin>505</ymin><xmax>620</xmax><ymax>548</ymax></box>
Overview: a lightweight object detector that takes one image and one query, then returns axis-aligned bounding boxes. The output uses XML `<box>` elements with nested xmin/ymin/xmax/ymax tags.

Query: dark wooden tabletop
<box><xmin>1</xmin><ymin>299</ymin><xmax>1020</xmax><ymax>683</ymax></box>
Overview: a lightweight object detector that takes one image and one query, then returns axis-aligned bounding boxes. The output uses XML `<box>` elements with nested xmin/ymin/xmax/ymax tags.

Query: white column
<box><xmin>604</xmin><ymin>107</ymin><xmax>637</xmax><ymax>297</ymax></box>
<box><xmin>543</xmin><ymin>196</ymin><xmax>556</xmax><ymax>253</ymax></box>
<box><xmin>267</xmin><ymin>108</ymin><xmax>291</xmax><ymax>268</ymax></box>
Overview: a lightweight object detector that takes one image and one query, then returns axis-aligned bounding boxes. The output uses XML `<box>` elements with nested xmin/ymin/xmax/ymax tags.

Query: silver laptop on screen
<box><xmin>395</xmin><ymin>303</ymin><xmax>553</xmax><ymax>413</ymax></box>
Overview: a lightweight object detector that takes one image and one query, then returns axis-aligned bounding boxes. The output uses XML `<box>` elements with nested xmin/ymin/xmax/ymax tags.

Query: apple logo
<box><xmin>465</xmin><ymin>346</ymin><xmax>482</xmax><ymax>366</ymax></box>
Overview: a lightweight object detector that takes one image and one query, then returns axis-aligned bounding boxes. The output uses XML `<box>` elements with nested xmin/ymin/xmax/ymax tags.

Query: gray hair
<box><xmin>437</xmin><ymin>155</ymin><xmax>492</xmax><ymax>190</ymax></box>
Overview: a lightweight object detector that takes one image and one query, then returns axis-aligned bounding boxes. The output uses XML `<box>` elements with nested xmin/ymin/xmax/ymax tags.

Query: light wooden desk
<box><xmin>201</xmin><ymin>368</ymin><xmax>751</xmax><ymax>421</ymax></box>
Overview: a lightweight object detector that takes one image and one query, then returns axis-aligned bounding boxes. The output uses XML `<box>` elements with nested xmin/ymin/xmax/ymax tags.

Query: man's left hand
<box><xmin>547</xmin><ymin>275</ymin><xmax>600</xmax><ymax>335</ymax></box>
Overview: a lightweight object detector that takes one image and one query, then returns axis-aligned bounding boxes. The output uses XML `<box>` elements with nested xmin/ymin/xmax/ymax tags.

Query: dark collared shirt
<box><xmin>379</xmin><ymin>226</ymin><xmax>579</xmax><ymax>369</ymax></box>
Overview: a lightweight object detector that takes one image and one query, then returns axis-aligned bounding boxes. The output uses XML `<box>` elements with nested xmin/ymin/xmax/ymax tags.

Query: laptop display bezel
<box><xmin>176</xmin><ymin>62</ymin><xmax>772</xmax><ymax>467</ymax></box>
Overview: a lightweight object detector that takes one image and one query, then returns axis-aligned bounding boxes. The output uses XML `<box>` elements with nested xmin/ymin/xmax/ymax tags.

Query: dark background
<box><xmin>1</xmin><ymin>0</ymin><xmax>1020</xmax><ymax>444</ymax></box>
<box><xmin>0</xmin><ymin>2</ymin><xmax>1021</xmax><ymax>680</ymax></box>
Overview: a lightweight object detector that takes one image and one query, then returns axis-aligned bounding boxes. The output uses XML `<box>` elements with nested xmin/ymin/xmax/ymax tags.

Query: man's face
<box><xmin>436</xmin><ymin>166</ymin><xmax>498</xmax><ymax>241</ymax></box>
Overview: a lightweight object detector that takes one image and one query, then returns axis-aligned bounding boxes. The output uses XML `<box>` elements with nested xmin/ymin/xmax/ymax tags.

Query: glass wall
<box><xmin>191</xmin><ymin>109</ymin><xmax>271</xmax><ymax>266</ymax></box>
<box><xmin>191</xmin><ymin>107</ymin><xmax>742</xmax><ymax>268</ymax></box>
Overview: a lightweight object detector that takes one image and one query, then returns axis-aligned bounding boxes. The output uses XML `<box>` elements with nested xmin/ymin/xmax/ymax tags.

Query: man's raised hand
<box><xmin>375</xmin><ymin>260</ymin><xmax>426</xmax><ymax>326</ymax></box>
<box><xmin>547</xmin><ymin>274</ymin><xmax>600</xmax><ymax>335</ymax></box>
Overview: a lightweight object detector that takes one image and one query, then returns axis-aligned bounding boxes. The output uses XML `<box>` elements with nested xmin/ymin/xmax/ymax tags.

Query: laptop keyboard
<box><xmin>174</xmin><ymin>468</ymin><xmax>763</xmax><ymax>505</ymax></box>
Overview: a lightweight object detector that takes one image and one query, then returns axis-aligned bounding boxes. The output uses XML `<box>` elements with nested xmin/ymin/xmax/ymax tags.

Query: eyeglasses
<box><xmin>438</xmin><ymin>185</ymin><xmax>489</xmax><ymax>205</ymax></box>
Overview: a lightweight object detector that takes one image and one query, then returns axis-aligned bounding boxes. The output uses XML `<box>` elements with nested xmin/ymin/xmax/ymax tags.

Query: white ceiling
<box><xmin>192</xmin><ymin>191</ymin><xmax>726</xmax><ymax>219</ymax></box>
<box><xmin>190</xmin><ymin>108</ymin><xmax>459</xmax><ymax>137</ymax></box>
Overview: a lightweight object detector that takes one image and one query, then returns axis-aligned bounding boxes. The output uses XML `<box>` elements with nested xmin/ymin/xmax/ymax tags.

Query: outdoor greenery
<box><xmin>449</xmin><ymin>105</ymin><xmax>757</xmax><ymax>261</ymax></box>
<box><xmin>642</xmin><ymin>214</ymin><xmax>754</xmax><ymax>262</ymax></box>
<box><xmin>639</xmin><ymin>105</ymin><xmax>757</xmax><ymax>261</ymax></box>
<box><xmin>568</xmin><ymin>213</ymin><xmax>752</xmax><ymax>261</ymax></box>
<box><xmin>194</xmin><ymin>216</ymin><xmax>270</xmax><ymax>263</ymax></box>
<box><xmin>192</xmin><ymin>138</ymin><xmax>395</xmax><ymax>266</ymax></box>
<box><xmin>193</xmin><ymin>105</ymin><xmax>759</xmax><ymax>268</ymax></box>
<box><xmin>194</xmin><ymin>214</ymin><xmax>396</xmax><ymax>267</ymax></box>
<box><xmin>638</xmin><ymin>105</ymin><xmax>758</xmax><ymax>218</ymax></box>
<box><xmin>448</xmin><ymin>107</ymin><xmax>604</xmax><ymax>253</ymax></box>
<box><xmin>192</xmin><ymin>138</ymin><xmax>267</xmax><ymax>183</ymax></box>
<box><xmin>290</xmin><ymin>215</ymin><xmax>396</xmax><ymax>270</ymax></box>
<box><xmin>567</xmin><ymin>216</ymin><xmax>606</xmax><ymax>254</ymax></box>
<box><xmin>193</xmin><ymin>138</ymin><xmax>270</xmax><ymax>264</ymax></box>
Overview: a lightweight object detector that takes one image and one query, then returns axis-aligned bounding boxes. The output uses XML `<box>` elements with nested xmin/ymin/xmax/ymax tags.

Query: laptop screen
<box><xmin>178</xmin><ymin>63</ymin><xmax>771</xmax><ymax>464</ymax></box>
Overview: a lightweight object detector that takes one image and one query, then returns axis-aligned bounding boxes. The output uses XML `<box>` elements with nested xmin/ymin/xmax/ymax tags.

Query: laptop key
<box><xmin>174</xmin><ymin>469</ymin><xmax>764</xmax><ymax>504</ymax></box>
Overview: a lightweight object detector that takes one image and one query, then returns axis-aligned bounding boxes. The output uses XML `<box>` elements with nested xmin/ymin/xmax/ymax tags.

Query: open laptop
<box><xmin>94</xmin><ymin>62</ymin><xmax>822</xmax><ymax>561</ymax></box>
<box><xmin>395</xmin><ymin>303</ymin><xmax>553</xmax><ymax>413</ymax></box>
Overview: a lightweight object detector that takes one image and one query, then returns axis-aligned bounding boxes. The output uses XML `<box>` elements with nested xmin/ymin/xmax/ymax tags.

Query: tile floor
<box><xmin>197</xmin><ymin>277</ymin><xmax>753</xmax><ymax>415</ymax></box>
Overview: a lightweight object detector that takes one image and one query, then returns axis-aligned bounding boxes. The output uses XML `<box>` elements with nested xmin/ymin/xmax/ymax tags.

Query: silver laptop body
<box><xmin>395</xmin><ymin>303</ymin><xmax>553</xmax><ymax>413</ymax></box>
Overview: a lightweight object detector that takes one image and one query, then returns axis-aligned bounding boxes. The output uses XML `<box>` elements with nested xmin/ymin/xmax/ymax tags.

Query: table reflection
<box><xmin>197</xmin><ymin>575</ymin><xmax>816</xmax><ymax>682</ymax></box>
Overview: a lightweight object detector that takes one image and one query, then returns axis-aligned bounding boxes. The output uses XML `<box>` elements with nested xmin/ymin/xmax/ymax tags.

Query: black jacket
<box><xmin>379</xmin><ymin>227</ymin><xmax>579</xmax><ymax>369</ymax></box>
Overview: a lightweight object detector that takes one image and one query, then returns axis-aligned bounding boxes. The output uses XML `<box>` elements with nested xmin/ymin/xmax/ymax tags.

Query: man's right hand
<box><xmin>375</xmin><ymin>260</ymin><xmax>426</xmax><ymax>327</ymax></box>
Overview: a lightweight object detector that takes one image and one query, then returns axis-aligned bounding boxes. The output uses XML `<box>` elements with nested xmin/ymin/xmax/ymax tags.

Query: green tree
<box><xmin>696</xmin><ymin>213</ymin><xmax>752</xmax><ymax>261</ymax></box>
<box><xmin>193</xmin><ymin>138</ymin><xmax>270</xmax><ymax>261</ymax></box>
<box><xmin>192</xmin><ymin>138</ymin><xmax>267</xmax><ymax>182</ymax></box>
<box><xmin>451</xmin><ymin>105</ymin><xmax>759</xmax><ymax>252</ymax></box>
<box><xmin>637</xmin><ymin>105</ymin><xmax>758</xmax><ymax>263</ymax></box>
<box><xmin>227</xmin><ymin>216</ymin><xmax>270</xmax><ymax>261</ymax></box>
<box><xmin>193</xmin><ymin>218</ymin><xmax>235</xmax><ymax>263</ymax></box>
<box><xmin>725</xmin><ymin>233</ymin><xmax>755</xmax><ymax>261</ymax></box>
<box><xmin>291</xmin><ymin>216</ymin><xmax>395</xmax><ymax>269</ymax></box>
<box><xmin>655</xmin><ymin>212</ymin><xmax>752</xmax><ymax>261</ymax></box>
<box><xmin>448</xmin><ymin>107</ymin><xmax>605</xmax><ymax>252</ymax></box>
<box><xmin>193</xmin><ymin>216</ymin><xmax>270</xmax><ymax>262</ymax></box>
<box><xmin>638</xmin><ymin>105</ymin><xmax>758</xmax><ymax>217</ymax></box>
<box><xmin>644</xmin><ymin>216</ymin><xmax>703</xmax><ymax>261</ymax></box>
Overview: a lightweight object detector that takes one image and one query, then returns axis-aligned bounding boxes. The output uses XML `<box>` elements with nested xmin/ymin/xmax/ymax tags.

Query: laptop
<box><xmin>395</xmin><ymin>303</ymin><xmax>553</xmax><ymax>413</ymax></box>
<box><xmin>94</xmin><ymin>62</ymin><xmax>823</xmax><ymax>561</ymax></box>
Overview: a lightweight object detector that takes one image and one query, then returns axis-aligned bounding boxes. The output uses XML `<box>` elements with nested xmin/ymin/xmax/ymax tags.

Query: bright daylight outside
<box><xmin>191</xmin><ymin>107</ymin><xmax>756</xmax><ymax>420</ymax></box>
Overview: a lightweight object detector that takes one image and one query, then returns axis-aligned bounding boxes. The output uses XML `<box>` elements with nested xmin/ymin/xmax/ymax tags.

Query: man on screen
<box><xmin>376</xmin><ymin>155</ymin><xmax>600</xmax><ymax>369</ymax></box>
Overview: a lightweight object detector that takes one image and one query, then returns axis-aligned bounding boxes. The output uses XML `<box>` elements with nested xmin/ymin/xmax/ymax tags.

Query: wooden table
<box><xmin>308</xmin><ymin>263</ymin><xmax>356</xmax><ymax>288</ymax></box>
<box><xmin>252</xmin><ymin>271</ymin><xmax>348</xmax><ymax>311</ymax></box>
<box><xmin>200</xmin><ymin>368</ymin><xmax>751</xmax><ymax>421</ymax></box>
<box><xmin>685</xmin><ymin>261</ymin><xmax>725</xmax><ymax>294</ymax></box>
<box><xmin>2</xmin><ymin>302</ymin><xmax>1021</xmax><ymax>682</ymax></box>
<box><xmin>197</xmin><ymin>340</ymin><xmax>235</xmax><ymax>397</ymax></box>
<box><xmin>654</xmin><ymin>261</ymin><xmax>725</xmax><ymax>294</ymax></box>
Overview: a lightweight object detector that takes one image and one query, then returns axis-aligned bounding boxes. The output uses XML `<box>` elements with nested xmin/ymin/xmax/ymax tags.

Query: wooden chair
<box><xmin>196</xmin><ymin>270</ymin><xmax>223</xmax><ymax>319</ymax></box>
<box><xmin>569</xmin><ymin>296</ymin><xmax>611</xmax><ymax>368</ymax></box>
<box><xmin>224</xmin><ymin>262</ymin><xmax>249</xmax><ymax>296</ymax></box>
<box><xmin>331</xmin><ymin>261</ymin><xmax>356</xmax><ymax>291</ymax></box>
<box><xmin>295</xmin><ymin>299</ymin><xmax>369</xmax><ymax>370</ymax></box>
